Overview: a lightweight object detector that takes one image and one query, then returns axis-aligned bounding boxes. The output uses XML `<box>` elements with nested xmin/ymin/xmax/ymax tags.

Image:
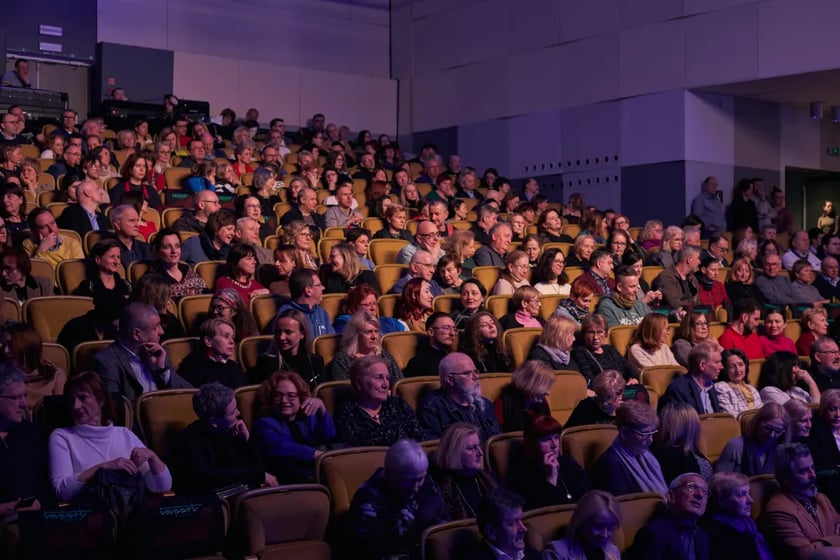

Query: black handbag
<box><xmin>79</xmin><ymin>467</ymin><xmax>146</xmax><ymax>532</ymax></box>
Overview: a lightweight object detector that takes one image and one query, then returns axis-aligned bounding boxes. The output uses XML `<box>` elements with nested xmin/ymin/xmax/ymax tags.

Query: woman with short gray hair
<box><xmin>700</xmin><ymin>471</ymin><xmax>773</xmax><ymax>560</ymax></box>
<box><xmin>175</xmin><ymin>382</ymin><xmax>278</xmax><ymax>494</ymax></box>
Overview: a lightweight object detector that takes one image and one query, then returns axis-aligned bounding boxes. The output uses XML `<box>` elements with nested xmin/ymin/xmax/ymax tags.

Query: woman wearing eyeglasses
<box><xmin>716</xmin><ymin>402</ymin><xmax>788</xmax><ymax>476</ymax></box>
<box><xmin>252</xmin><ymin>370</ymin><xmax>335</xmax><ymax>483</ymax></box>
<box><xmin>207</xmin><ymin>288</ymin><xmax>258</xmax><ymax>344</ymax></box>
<box><xmin>491</xmin><ymin>250</ymin><xmax>531</xmax><ymax>296</ymax></box>
<box><xmin>282</xmin><ymin>220</ymin><xmax>319</xmax><ymax>271</ymax></box>
<box><xmin>566</xmin><ymin>370</ymin><xmax>626</xmax><ymax>429</ymax></box>
<box><xmin>591</xmin><ymin>400</ymin><xmax>668</xmax><ymax>498</ymax></box>
<box><xmin>670</xmin><ymin>311</ymin><xmax>713</xmax><ymax>368</ymax></box>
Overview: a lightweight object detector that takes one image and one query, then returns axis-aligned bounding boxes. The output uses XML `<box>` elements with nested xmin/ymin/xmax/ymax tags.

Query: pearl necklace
<box><xmin>230</xmin><ymin>277</ymin><xmax>252</xmax><ymax>289</ymax></box>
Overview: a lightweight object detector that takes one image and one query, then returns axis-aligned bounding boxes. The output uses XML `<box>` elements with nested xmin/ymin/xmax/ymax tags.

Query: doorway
<box><xmin>784</xmin><ymin>167</ymin><xmax>840</xmax><ymax>233</ymax></box>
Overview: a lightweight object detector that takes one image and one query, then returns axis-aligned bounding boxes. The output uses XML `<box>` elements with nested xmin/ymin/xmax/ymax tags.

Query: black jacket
<box><xmin>56</xmin><ymin>204</ymin><xmax>110</xmax><ymax>236</ymax></box>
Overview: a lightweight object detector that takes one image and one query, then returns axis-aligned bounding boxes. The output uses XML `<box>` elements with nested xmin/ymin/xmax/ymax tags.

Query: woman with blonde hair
<box><xmin>724</xmin><ymin>256</ymin><xmax>764</xmax><ymax>304</ymax></box>
<box><xmin>627</xmin><ymin>314</ymin><xmax>678</xmax><ymax>370</ymax></box>
<box><xmin>432</xmin><ymin>422</ymin><xmax>501</xmax><ymax>519</ymax></box>
<box><xmin>566</xmin><ymin>370</ymin><xmax>626</xmax><ymax>429</ymax></box>
<box><xmin>670</xmin><ymin>311</ymin><xmax>711</xmax><ymax>367</ymax></box>
<box><xmin>649</xmin><ymin>225</ymin><xmax>683</xmax><ymax>267</ymax></box>
<box><xmin>500</xmin><ymin>285</ymin><xmax>543</xmax><ymax>330</ymax></box>
<box><xmin>373</xmin><ymin>204</ymin><xmax>413</xmax><ymax>242</ymax></box>
<box><xmin>528</xmin><ymin>315</ymin><xmax>581</xmax><ymax>371</ymax></box>
<box><xmin>638</xmin><ymin>219</ymin><xmax>664</xmax><ymax>252</ymax></box>
<box><xmin>322</xmin><ymin>243</ymin><xmax>379</xmax><ymax>294</ymax></box>
<box><xmin>329</xmin><ymin>311</ymin><xmax>403</xmax><ymax>384</ymax></box>
<box><xmin>493</xmin><ymin>360</ymin><xmax>555</xmax><ymax>432</ymax></box>
<box><xmin>543</xmin><ymin>490</ymin><xmax>622</xmax><ymax>560</ymax></box>
<box><xmin>492</xmin><ymin>250</ymin><xmax>531</xmax><ymax>295</ymax></box>
<box><xmin>784</xmin><ymin>398</ymin><xmax>812</xmax><ymax>443</ymax></box>
<box><xmin>399</xmin><ymin>181</ymin><xmax>421</xmax><ymax>211</ymax></box>
<box><xmin>282</xmin><ymin>220</ymin><xmax>319</xmax><ymax>270</ymax></box>
<box><xmin>652</xmin><ymin>403</ymin><xmax>713</xmax><ymax>483</ymax></box>
<box><xmin>717</xmin><ymin>402</ymin><xmax>788</xmax><ymax>476</ymax></box>
<box><xmin>796</xmin><ymin>306</ymin><xmax>829</xmax><ymax>356</ymax></box>
<box><xmin>441</xmin><ymin>229</ymin><xmax>477</xmax><ymax>274</ymax></box>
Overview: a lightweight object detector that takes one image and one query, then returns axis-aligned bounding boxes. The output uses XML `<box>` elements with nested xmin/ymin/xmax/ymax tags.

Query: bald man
<box><xmin>57</xmin><ymin>179</ymin><xmax>110</xmax><ymax>234</ymax></box>
<box><xmin>173</xmin><ymin>190</ymin><xmax>221</xmax><ymax>234</ymax></box>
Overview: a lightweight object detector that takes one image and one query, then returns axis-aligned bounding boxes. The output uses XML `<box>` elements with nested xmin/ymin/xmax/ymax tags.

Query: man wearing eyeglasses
<box><xmin>405</xmin><ymin>313</ymin><xmax>455</xmax><ymax>378</ymax></box>
<box><xmin>396</xmin><ymin>220</ymin><xmax>446</xmax><ymax>265</ymax></box>
<box><xmin>390</xmin><ymin>250</ymin><xmax>444</xmax><ymax>296</ymax></box>
<box><xmin>629</xmin><ymin>472</ymin><xmax>711</xmax><ymax>560</ymax></box>
<box><xmin>809</xmin><ymin>337</ymin><xmax>840</xmax><ymax>393</ymax></box>
<box><xmin>173</xmin><ymin>190</ymin><xmax>221</xmax><ymax>234</ymax></box>
<box><xmin>701</xmin><ymin>234</ymin><xmax>730</xmax><ymax>267</ymax></box>
<box><xmin>0</xmin><ymin>364</ymin><xmax>44</xmax><ymax>519</ymax></box>
<box><xmin>418</xmin><ymin>352</ymin><xmax>501</xmax><ymax>442</ymax></box>
<box><xmin>659</xmin><ymin>341</ymin><xmax>723</xmax><ymax>415</ymax></box>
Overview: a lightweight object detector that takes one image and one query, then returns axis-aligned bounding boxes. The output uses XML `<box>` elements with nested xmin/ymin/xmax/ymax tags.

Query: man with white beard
<box><xmin>418</xmin><ymin>352</ymin><xmax>501</xmax><ymax>442</ymax></box>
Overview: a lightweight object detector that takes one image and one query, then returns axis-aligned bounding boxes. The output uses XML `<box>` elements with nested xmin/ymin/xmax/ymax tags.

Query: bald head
<box><xmin>77</xmin><ymin>179</ymin><xmax>102</xmax><ymax>210</ymax></box>
<box><xmin>195</xmin><ymin>189</ymin><xmax>220</xmax><ymax>219</ymax></box>
<box><xmin>409</xmin><ymin>249</ymin><xmax>435</xmax><ymax>281</ymax></box>
<box><xmin>416</xmin><ymin>220</ymin><xmax>440</xmax><ymax>251</ymax></box>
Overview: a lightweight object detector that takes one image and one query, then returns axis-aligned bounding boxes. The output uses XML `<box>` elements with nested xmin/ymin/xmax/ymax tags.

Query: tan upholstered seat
<box><xmin>161</xmin><ymin>337</ymin><xmax>201</xmax><ymax>373</ymax></box>
<box><xmin>369</xmin><ymin>239</ymin><xmax>409</xmax><ymax>266</ymax></box>
<box><xmin>503</xmin><ymin>328</ymin><xmax>541</xmax><ymax>368</ymax></box>
<box><xmin>72</xmin><ymin>340</ymin><xmax>113</xmax><ymax>374</ymax></box>
<box><xmin>194</xmin><ymin>260</ymin><xmax>226</xmax><ymax>290</ymax></box>
<box><xmin>560</xmin><ymin>424</ymin><xmax>618</xmax><ymax>471</ymax></box>
<box><xmin>421</xmin><ymin>519</ymin><xmax>482</xmax><ymax>560</ymax></box>
<box><xmin>136</xmin><ymin>388</ymin><xmax>199</xmax><ymax>460</ymax></box>
<box><xmin>238</xmin><ymin>335</ymin><xmax>273</xmax><ymax>373</ymax></box>
<box><xmin>177</xmin><ymin>293</ymin><xmax>214</xmax><ymax>334</ymax></box>
<box><xmin>234</xmin><ymin>384</ymin><xmax>261</xmax><ymax>431</ymax></box>
<box><xmin>311</xmin><ymin>334</ymin><xmax>341</xmax><ymax>367</ymax></box>
<box><xmin>640</xmin><ymin>365</ymin><xmax>687</xmax><ymax>397</ymax></box>
<box><xmin>615</xmin><ymin>493</ymin><xmax>665</xmax><ymax>551</ymax></box>
<box><xmin>548</xmin><ymin>371</ymin><xmax>588</xmax><ymax>425</ymax></box>
<box><xmin>523</xmin><ymin>503</ymin><xmax>577</xmax><ymax>552</ymax></box>
<box><xmin>314</xmin><ymin>380</ymin><xmax>355</xmax><ymax>416</ymax></box>
<box><xmin>484</xmin><ymin>431</ymin><xmax>525</xmax><ymax>480</ymax></box>
<box><xmin>392</xmin><ymin>376</ymin><xmax>441</xmax><ymax>410</ymax></box>
<box><xmin>316</xmin><ymin>447</ymin><xmax>387</xmax><ymax>520</ymax></box>
<box><xmin>698</xmin><ymin>413</ymin><xmax>740</xmax><ymax>463</ymax></box>
<box><xmin>381</xmin><ymin>331</ymin><xmax>425</xmax><ymax>370</ymax></box>
<box><xmin>23</xmin><ymin>296</ymin><xmax>94</xmax><ymax>344</ymax></box>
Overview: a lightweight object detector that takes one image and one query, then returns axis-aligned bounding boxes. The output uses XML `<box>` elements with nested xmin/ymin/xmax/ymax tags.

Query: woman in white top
<box><xmin>492</xmin><ymin>250</ymin><xmax>531</xmax><ymax>295</ymax></box>
<box><xmin>627</xmin><ymin>313</ymin><xmax>678</xmax><ymax>371</ymax></box>
<box><xmin>48</xmin><ymin>372</ymin><xmax>171</xmax><ymax>502</ymax></box>
<box><xmin>532</xmin><ymin>248</ymin><xmax>571</xmax><ymax>296</ymax></box>
<box><xmin>714</xmin><ymin>348</ymin><xmax>763</xmax><ymax>416</ymax></box>
<box><xmin>756</xmin><ymin>351</ymin><xmax>820</xmax><ymax>405</ymax></box>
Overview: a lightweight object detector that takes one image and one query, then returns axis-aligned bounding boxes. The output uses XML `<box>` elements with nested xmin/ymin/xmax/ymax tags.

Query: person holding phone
<box><xmin>0</xmin><ymin>364</ymin><xmax>44</xmax><ymax>522</ymax></box>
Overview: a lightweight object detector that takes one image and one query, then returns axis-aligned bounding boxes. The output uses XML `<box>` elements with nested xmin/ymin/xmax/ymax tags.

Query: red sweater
<box><xmin>796</xmin><ymin>332</ymin><xmax>817</xmax><ymax>357</ymax></box>
<box><xmin>697</xmin><ymin>280</ymin><xmax>730</xmax><ymax>310</ymax></box>
<box><xmin>759</xmin><ymin>334</ymin><xmax>797</xmax><ymax>356</ymax></box>
<box><xmin>718</xmin><ymin>327</ymin><xmax>765</xmax><ymax>360</ymax></box>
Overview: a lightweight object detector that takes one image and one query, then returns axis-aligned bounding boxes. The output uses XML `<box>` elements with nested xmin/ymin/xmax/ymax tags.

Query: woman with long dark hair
<box><xmin>458</xmin><ymin>311</ymin><xmax>512</xmax><ymax>373</ymax></box>
<box><xmin>252</xmin><ymin>309</ymin><xmax>325</xmax><ymax>387</ymax></box>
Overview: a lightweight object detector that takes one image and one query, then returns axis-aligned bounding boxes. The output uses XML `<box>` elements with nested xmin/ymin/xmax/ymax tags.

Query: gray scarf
<box><xmin>612</xmin><ymin>441</ymin><xmax>669</xmax><ymax>498</ymax></box>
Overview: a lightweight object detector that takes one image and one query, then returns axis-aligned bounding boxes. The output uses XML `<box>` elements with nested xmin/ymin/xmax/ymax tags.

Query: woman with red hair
<box><xmin>395</xmin><ymin>277</ymin><xmax>433</xmax><ymax>331</ymax></box>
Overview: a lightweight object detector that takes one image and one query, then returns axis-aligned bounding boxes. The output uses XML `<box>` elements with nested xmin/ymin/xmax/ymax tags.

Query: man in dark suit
<box><xmin>94</xmin><ymin>303</ymin><xmax>192</xmax><ymax>403</ymax></box>
<box><xmin>628</xmin><ymin>473</ymin><xmax>711</xmax><ymax>560</ymax></box>
<box><xmin>474</xmin><ymin>223</ymin><xmax>512</xmax><ymax>268</ymax></box>
<box><xmin>465</xmin><ymin>489</ymin><xmax>539</xmax><ymax>560</ymax></box>
<box><xmin>56</xmin><ymin>179</ymin><xmax>110</xmax><ymax>235</ymax></box>
<box><xmin>658</xmin><ymin>341</ymin><xmax>723</xmax><ymax>414</ymax></box>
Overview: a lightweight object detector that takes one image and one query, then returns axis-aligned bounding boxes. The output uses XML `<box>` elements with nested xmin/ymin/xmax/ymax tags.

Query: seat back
<box><xmin>471</xmin><ymin>266</ymin><xmax>502</xmax><ymax>293</ymax></box>
<box><xmin>748</xmin><ymin>474</ymin><xmax>780</xmax><ymax>520</ymax></box>
<box><xmin>136</xmin><ymin>389</ymin><xmax>199</xmax><ymax>460</ymax></box>
<box><xmin>392</xmin><ymin>376</ymin><xmax>441</xmax><ymax>410</ymax></box>
<box><xmin>640</xmin><ymin>266</ymin><xmax>664</xmax><ymax>287</ymax></box>
<box><xmin>484</xmin><ymin>431</ymin><xmax>524</xmax><ymax>480</ymax></box>
<box><xmin>311</xmin><ymin>334</ymin><xmax>341</xmax><ymax>366</ymax></box>
<box><xmin>161</xmin><ymin>337</ymin><xmax>202</xmax><ymax>373</ymax></box>
<box><xmin>320</xmin><ymin>293</ymin><xmax>346</xmax><ymax>325</ymax></box>
<box><xmin>698</xmin><ymin>413</ymin><xmax>741</xmax><ymax>463</ymax></box>
<box><xmin>177</xmin><ymin>293</ymin><xmax>214</xmax><ymax>334</ymax></box>
<box><xmin>421</xmin><ymin>519</ymin><xmax>482</xmax><ymax>560</ymax></box>
<box><xmin>478</xmin><ymin>373</ymin><xmax>512</xmax><ymax>403</ymax></box>
<box><xmin>737</xmin><ymin>408</ymin><xmax>759</xmax><ymax>434</ymax></box>
<box><xmin>23</xmin><ymin>296</ymin><xmax>94</xmax><ymax>343</ymax></box>
<box><xmin>548</xmin><ymin>371</ymin><xmax>588</xmax><ymax>425</ymax></box>
<box><xmin>250</xmin><ymin>294</ymin><xmax>288</xmax><ymax>334</ymax></box>
<box><xmin>72</xmin><ymin>340</ymin><xmax>113</xmax><ymax>373</ymax></box>
<box><xmin>784</xmin><ymin>319</ymin><xmax>801</xmax><ymax>341</ymax></box>
<box><xmin>373</xmin><ymin>264</ymin><xmax>407</xmax><ymax>295</ymax></box>
<box><xmin>194</xmin><ymin>260</ymin><xmax>226</xmax><ymax>290</ymax></box>
<box><xmin>503</xmin><ymin>328</ymin><xmax>541</xmax><ymax>368</ymax></box>
<box><xmin>485</xmin><ymin>294</ymin><xmax>511</xmax><ymax>319</ymax></box>
<box><xmin>378</xmin><ymin>293</ymin><xmax>401</xmax><ymax>318</ymax></box>
<box><xmin>748</xmin><ymin>359</ymin><xmax>764</xmax><ymax>387</ymax></box>
<box><xmin>238</xmin><ymin>335</ymin><xmax>274</xmax><ymax>374</ymax></box>
<box><xmin>56</xmin><ymin>259</ymin><xmax>122</xmax><ymax>295</ymax></box>
<box><xmin>539</xmin><ymin>295</ymin><xmax>566</xmax><ymax>321</ymax></box>
<box><xmin>433</xmin><ymin>294</ymin><xmax>460</xmax><ymax>314</ymax></box>
<box><xmin>42</xmin><ymin>343</ymin><xmax>70</xmax><ymax>374</ymax></box>
<box><xmin>128</xmin><ymin>261</ymin><xmax>152</xmax><ymax>284</ymax></box>
<box><xmin>522</xmin><ymin>503</ymin><xmax>577</xmax><ymax>552</ymax></box>
<box><xmin>2</xmin><ymin>298</ymin><xmax>20</xmax><ymax>322</ymax></box>
<box><xmin>316</xmin><ymin>447</ymin><xmax>388</xmax><ymax>519</ymax></box>
<box><xmin>608</xmin><ymin>325</ymin><xmax>636</xmax><ymax>357</ymax></box>
<box><xmin>369</xmin><ymin>239</ymin><xmax>409</xmax><ymax>266</ymax></box>
<box><xmin>560</xmin><ymin>424</ymin><xmax>618</xmax><ymax>471</ymax></box>
<box><xmin>314</xmin><ymin>380</ymin><xmax>355</xmax><ymax>416</ymax></box>
<box><xmin>615</xmin><ymin>493</ymin><xmax>665</xmax><ymax>551</ymax></box>
<box><xmin>381</xmin><ymin>332</ymin><xmax>425</xmax><ymax>370</ymax></box>
<box><xmin>640</xmin><ymin>365</ymin><xmax>687</xmax><ymax>397</ymax></box>
<box><xmin>237</xmin><ymin>485</ymin><xmax>331</xmax><ymax>559</ymax></box>
<box><xmin>234</xmin><ymin>385</ymin><xmax>261</xmax><ymax>431</ymax></box>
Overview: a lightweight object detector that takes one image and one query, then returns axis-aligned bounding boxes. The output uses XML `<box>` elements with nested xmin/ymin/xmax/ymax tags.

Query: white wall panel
<box><xmin>684</xmin><ymin>4</ymin><xmax>759</xmax><ymax>87</ymax></box>
<box><xmin>558</xmin><ymin>0</ymin><xmax>622</xmax><ymax>43</ymax></box>
<box><xmin>619</xmin><ymin>20</ymin><xmax>685</xmax><ymax>98</ymax></box>
<box><xmin>620</xmin><ymin>91</ymin><xmax>686</xmax><ymax>166</ymax></box>
<box><xmin>561</xmin><ymin>169</ymin><xmax>623</xmax><ymax>211</ymax></box>
<box><xmin>758</xmin><ymin>0</ymin><xmax>840</xmax><ymax>78</ymax></box>
<box><xmin>559</xmin><ymin>36</ymin><xmax>621</xmax><ymax>107</ymax></box>
<box><xmin>684</xmin><ymin>91</ymin><xmax>736</xmax><ymax>164</ymax></box>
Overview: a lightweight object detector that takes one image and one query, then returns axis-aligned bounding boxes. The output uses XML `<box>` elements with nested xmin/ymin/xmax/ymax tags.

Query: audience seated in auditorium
<box><xmin>754</xmin><ymin>253</ymin><xmax>798</xmax><ymax>306</ymax></box>
<box><xmin>565</xmin><ymin>234</ymin><xmax>595</xmax><ymax>269</ymax></box>
<box><xmin>724</xmin><ymin>256</ymin><xmax>765</xmax><ymax>305</ymax></box>
<box><xmin>627</xmin><ymin>473</ymin><xmax>710</xmax><ymax>560</ymax></box>
<box><xmin>659</xmin><ymin>341</ymin><xmax>723</xmax><ymax>414</ymax></box>
<box><xmin>790</xmin><ymin>259</ymin><xmax>829</xmax><ymax>306</ymax></box>
<box><xmin>464</xmin><ymin>488</ymin><xmax>539</xmax><ymax>560</ymax></box>
<box><xmin>108</xmin><ymin>203</ymin><xmax>152</xmax><ymax>269</ymax></box>
<box><xmin>94</xmin><ymin>303</ymin><xmax>192</xmax><ymax>402</ymax></box>
<box><xmin>342</xmin><ymin>438</ymin><xmax>448</xmax><ymax>560</ymax></box>
<box><xmin>717</xmin><ymin>402</ymin><xmax>787</xmax><ymax>477</ymax></box>
<box><xmin>571</xmin><ymin>314</ymin><xmax>639</xmax><ymax>386</ymax></box>
<box><xmin>810</xmin><ymin>336</ymin><xmax>840</xmax><ymax>393</ymax></box>
<box><xmin>172</xmin><ymin>190</ymin><xmax>221</xmax><ymax>234</ymax></box>
<box><xmin>334</xmin><ymin>354</ymin><xmax>423</xmax><ymax>446</ymax></box>
<box><xmin>595</xmin><ymin>265</ymin><xmax>651</xmax><ymax>328</ymax></box>
<box><xmin>576</xmin><ymin>250</ymin><xmax>616</xmax><ymax>297</ymax></box>
<box><xmin>391</xmin><ymin>250</ymin><xmax>444</xmax><ymax>296</ymax></box>
<box><xmin>404</xmin><ymin>312</ymin><xmax>455</xmax><ymax>378</ymax></box>
<box><xmin>322</xmin><ymin>243</ymin><xmax>378</xmax><ymax>294</ymax></box>
<box><xmin>146</xmin><ymin>228</ymin><xmax>209</xmax><ymax>300</ymax></box>
<box><xmin>180</xmin><ymin>210</ymin><xmax>235</xmax><ymax>267</ymax></box>
<box><xmin>565</xmin><ymin>370</ymin><xmax>626</xmax><ymax>429</ymax></box>
<box><xmin>651</xmin><ymin>403</ymin><xmax>712</xmax><ymax>484</ymax></box>
<box><xmin>214</xmin><ymin>243</ymin><xmax>268</xmax><ymax>306</ymax></box>
<box><xmin>252</xmin><ymin>370</ymin><xmax>335</xmax><ymax>483</ymax></box>
<box><xmin>717</xmin><ymin>298</ymin><xmax>765</xmax><ymax>359</ymax></box>
<box><xmin>760</xmin><ymin>443</ymin><xmax>840</xmax><ymax>558</ymax></box>
<box><xmin>252</xmin><ymin>309</ymin><xmax>324</xmax><ymax>387</ymax></box>
<box><xmin>275</xmin><ymin>268</ymin><xmax>335</xmax><ymax>338</ymax></box>
<box><xmin>491</xmin><ymin>250</ymin><xmax>530</xmax><ymax>296</ymax></box>
<box><xmin>395</xmin><ymin>277</ymin><xmax>435</xmax><ymax>332</ymax></box>
<box><xmin>396</xmin><ymin>220</ymin><xmax>446</xmax><ymax>265</ymax></box>
<box><xmin>451</xmin><ymin>278</ymin><xmax>486</xmax><ymax>328</ymax></box>
<box><xmin>129</xmin><ymin>273</ymin><xmax>186</xmax><ymax>341</ymax></box>
<box><xmin>233</xmin><ymin>217</ymin><xmax>273</xmax><ymax>265</ymax></box>
<box><xmin>805</xmin><ymin>389</ymin><xmax>840</xmax><ymax>509</ymax></box>
<box><xmin>814</xmin><ymin>255</ymin><xmax>840</xmax><ymax>300</ymax></box>
<box><xmin>714</xmin><ymin>348</ymin><xmax>763</xmax><ymax>416</ymax></box>
<box><xmin>653</xmin><ymin>246</ymin><xmax>701</xmax><ymax>310</ymax></box>
<box><xmin>531</xmin><ymin>247</ymin><xmax>571</xmax><ymax>296</ymax></box>
<box><xmin>499</xmin><ymin>285</ymin><xmax>544</xmax><ymax>330</ymax></box>
<box><xmin>493</xmin><ymin>361</ymin><xmax>553</xmax><ymax>433</ymax></box>
<box><xmin>329</xmin><ymin>310</ymin><xmax>403</xmax><ymax>383</ymax></box>
<box><xmin>670</xmin><ymin>311</ymin><xmax>712</xmax><ymax>368</ymax></box>
<box><xmin>374</xmin><ymin>203</ymin><xmax>413</xmax><ymax>242</ymax></box>
<box><xmin>554</xmin><ymin>277</ymin><xmax>595</xmax><ymax>326</ymax></box>
<box><xmin>0</xmin><ymin>246</ymin><xmax>54</xmax><ymax>303</ymax></box>
<box><xmin>544</xmin><ymin>490</ymin><xmax>623</xmax><ymax>560</ymax></box>
<box><xmin>175</xmin><ymin>382</ymin><xmax>276</xmax><ymax>494</ymax></box>
<box><xmin>783</xmin><ymin>229</ymin><xmax>822</xmax><ymax>270</ymax></box>
<box><xmin>459</xmin><ymin>311</ymin><xmax>512</xmax><ymax>374</ymax></box>
<box><xmin>56</xmin><ymin>179</ymin><xmax>109</xmax><ymax>235</ymax></box>
<box><xmin>110</xmin><ymin>153</ymin><xmax>162</xmax><ymax>210</ymax></box>
<box><xmin>48</xmin><ymin>371</ymin><xmax>172</xmax><ymax>502</ymax></box>
<box><xmin>22</xmin><ymin>208</ymin><xmax>83</xmax><ymax>266</ymax></box>
<box><xmin>758</xmin><ymin>351</ymin><xmax>821</xmax><ymax>405</ymax></box>
<box><xmin>418</xmin><ymin>352</ymin><xmax>501</xmax><ymax>442</ymax></box>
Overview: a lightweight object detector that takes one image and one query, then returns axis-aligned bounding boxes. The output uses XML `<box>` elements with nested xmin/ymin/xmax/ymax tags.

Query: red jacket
<box><xmin>718</xmin><ymin>326</ymin><xmax>765</xmax><ymax>360</ymax></box>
